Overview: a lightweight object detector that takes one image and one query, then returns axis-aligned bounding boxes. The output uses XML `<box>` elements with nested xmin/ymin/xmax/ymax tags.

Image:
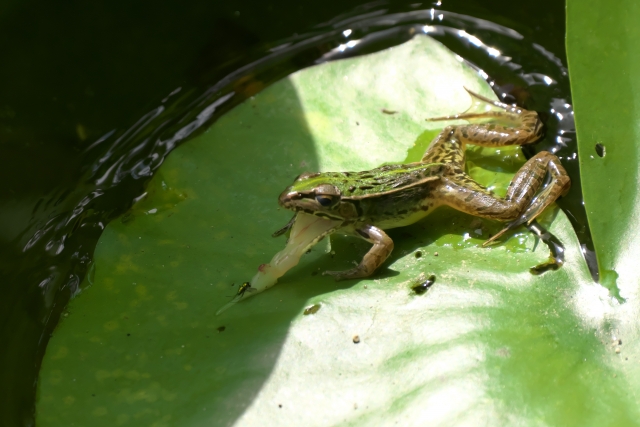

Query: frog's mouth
<box><xmin>279</xmin><ymin>188</ymin><xmax>319</xmax><ymax>216</ymax></box>
<box><xmin>278</xmin><ymin>187</ymin><xmax>302</xmax><ymax>210</ymax></box>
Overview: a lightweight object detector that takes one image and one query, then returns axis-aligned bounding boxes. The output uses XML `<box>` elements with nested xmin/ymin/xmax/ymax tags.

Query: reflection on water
<box><xmin>3</xmin><ymin>1</ymin><xmax>580</xmax><ymax>424</ymax></box>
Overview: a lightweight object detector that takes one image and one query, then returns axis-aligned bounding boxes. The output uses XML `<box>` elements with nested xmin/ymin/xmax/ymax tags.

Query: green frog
<box><xmin>275</xmin><ymin>88</ymin><xmax>571</xmax><ymax>280</ymax></box>
<box><xmin>215</xmin><ymin>88</ymin><xmax>571</xmax><ymax>315</ymax></box>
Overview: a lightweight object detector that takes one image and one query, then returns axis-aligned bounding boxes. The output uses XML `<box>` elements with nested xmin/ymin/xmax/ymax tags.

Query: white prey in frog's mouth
<box><xmin>216</xmin><ymin>213</ymin><xmax>340</xmax><ymax>315</ymax></box>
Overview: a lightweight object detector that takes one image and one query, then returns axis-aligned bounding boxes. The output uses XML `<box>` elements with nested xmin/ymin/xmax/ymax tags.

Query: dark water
<box><xmin>0</xmin><ymin>0</ymin><xmax>575</xmax><ymax>425</ymax></box>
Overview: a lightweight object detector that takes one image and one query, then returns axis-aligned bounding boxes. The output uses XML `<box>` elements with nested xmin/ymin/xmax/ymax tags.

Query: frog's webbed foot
<box><xmin>482</xmin><ymin>194</ymin><xmax>568</xmax><ymax>248</ymax></box>
<box><xmin>323</xmin><ymin>225</ymin><xmax>393</xmax><ymax>281</ymax></box>
<box><xmin>272</xmin><ymin>214</ymin><xmax>297</xmax><ymax>238</ymax></box>
<box><xmin>526</xmin><ymin>220</ymin><xmax>565</xmax><ymax>275</ymax></box>
<box><xmin>483</xmin><ymin>220</ymin><xmax>565</xmax><ymax>275</ymax></box>
<box><xmin>425</xmin><ymin>87</ymin><xmax>543</xmax><ymax>148</ymax></box>
<box><xmin>427</xmin><ymin>87</ymin><xmax>511</xmax><ymax>121</ymax></box>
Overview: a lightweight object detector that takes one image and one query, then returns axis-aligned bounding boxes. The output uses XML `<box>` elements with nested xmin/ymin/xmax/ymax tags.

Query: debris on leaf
<box><xmin>412</xmin><ymin>274</ymin><xmax>436</xmax><ymax>295</ymax></box>
<box><xmin>303</xmin><ymin>304</ymin><xmax>321</xmax><ymax>315</ymax></box>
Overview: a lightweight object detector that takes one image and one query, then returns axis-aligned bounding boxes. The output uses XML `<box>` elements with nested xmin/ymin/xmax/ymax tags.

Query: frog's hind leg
<box><xmin>426</xmin><ymin>87</ymin><xmax>544</xmax><ymax>147</ymax></box>
<box><xmin>483</xmin><ymin>151</ymin><xmax>571</xmax><ymax>246</ymax></box>
<box><xmin>436</xmin><ymin>151</ymin><xmax>570</xmax><ymax>243</ymax></box>
<box><xmin>429</xmin><ymin>88</ymin><xmax>511</xmax><ymax>121</ymax></box>
<box><xmin>421</xmin><ymin>125</ymin><xmax>466</xmax><ymax>166</ymax></box>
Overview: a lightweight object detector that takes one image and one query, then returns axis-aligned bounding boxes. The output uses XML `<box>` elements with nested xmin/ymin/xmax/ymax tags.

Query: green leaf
<box><xmin>37</xmin><ymin>35</ymin><xmax>638</xmax><ymax>426</ymax></box>
<box><xmin>567</xmin><ymin>0</ymin><xmax>640</xmax><ymax>300</ymax></box>
<box><xmin>566</xmin><ymin>0</ymin><xmax>640</xmax><ymax>417</ymax></box>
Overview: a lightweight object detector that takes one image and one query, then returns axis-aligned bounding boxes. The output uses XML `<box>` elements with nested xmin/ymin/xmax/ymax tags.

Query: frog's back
<box><xmin>291</xmin><ymin>162</ymin><xmax>445</xmax><ymax>196</ymax></box>
<box><xmin>354</xmin><ymin>164</ymin><xmax>444</xmax><ymax>229</ymax></box>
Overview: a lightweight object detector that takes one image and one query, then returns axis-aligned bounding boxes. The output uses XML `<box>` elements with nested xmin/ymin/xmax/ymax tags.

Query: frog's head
<box><xmin>278</xmin><ymin>172</ymin><xmax>354</xmax><ymax>220</ymax></box>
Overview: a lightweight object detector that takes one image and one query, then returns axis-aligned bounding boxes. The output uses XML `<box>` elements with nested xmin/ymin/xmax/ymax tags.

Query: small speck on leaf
<box><xmin>217</xmin><ymin>326</ymin><xmax>226</xmax><ymax>333</ymax></box>
<box><xmin>412</xmin><ymin>274</ymin><xmax>436</xmax><ymax>295</ymax></box>
<box><xmin>304</xmin><ymin>304</ymin><xmax>321</xmax><ymax>315</ymax></box>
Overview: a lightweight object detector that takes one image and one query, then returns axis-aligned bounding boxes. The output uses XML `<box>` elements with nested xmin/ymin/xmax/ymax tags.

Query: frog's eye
<box><xmin>315</xmin><ymin>195</ymin><xmax>336</xmax><ymax>207</ymax></box>
<box><xmin>312</xmin><ymin>184</ymin><xmax>341</xmax><ymax>207</ymax></box>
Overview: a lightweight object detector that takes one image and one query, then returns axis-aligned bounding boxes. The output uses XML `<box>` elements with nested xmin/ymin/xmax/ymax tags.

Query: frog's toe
<box><xmin>482</xmin><ymin>218</ymin><xmax>523</xmax><ymax>247</ymax></box>
<box><xmin>482</xmin><ymin>226</ymin><xmax>511</xmax><ymax>247</ymax></box>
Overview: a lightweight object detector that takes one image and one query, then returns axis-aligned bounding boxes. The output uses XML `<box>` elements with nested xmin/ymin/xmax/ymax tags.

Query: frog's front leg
<box><xmin>271</xmin><ymin>214</ymin><xmax>296</xmax><ymax>237</ymax></box>
<box><xmin>323</xmin><ymin>224</ymin><xmax>394</xmax><ymax>281</ymax></box>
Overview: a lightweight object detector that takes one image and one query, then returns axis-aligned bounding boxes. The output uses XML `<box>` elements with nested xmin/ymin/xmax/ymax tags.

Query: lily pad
<box><xmin>566</xmin><ymin>0</ymin><xmax>640</xmax><ymax>416</ymax></box>
<box><xmin>37</xmin><ymin>35</ymin><xmax>636</xmax><ymax>426</ymax></box>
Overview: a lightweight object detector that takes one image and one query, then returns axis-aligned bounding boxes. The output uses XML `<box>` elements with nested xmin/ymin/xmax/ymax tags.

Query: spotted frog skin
<box><xmin>276</xmin><ymin>88</ymin><xmax>571</xmax><ymax>280</ymax></box>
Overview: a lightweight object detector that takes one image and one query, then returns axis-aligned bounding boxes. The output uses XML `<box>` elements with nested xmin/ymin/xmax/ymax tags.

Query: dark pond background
<box><xmin>0</xmin><ymin>0</ymin><xmax>569</xmax><ymax>425</ymax></box>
